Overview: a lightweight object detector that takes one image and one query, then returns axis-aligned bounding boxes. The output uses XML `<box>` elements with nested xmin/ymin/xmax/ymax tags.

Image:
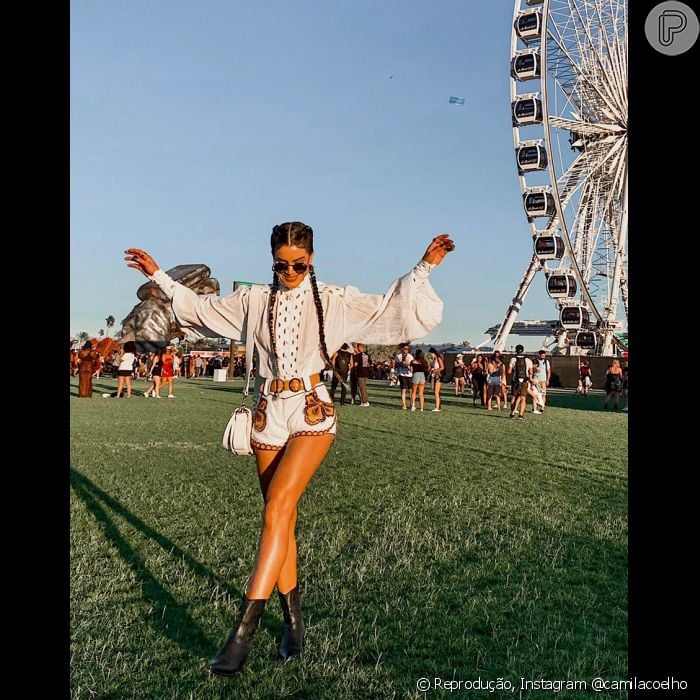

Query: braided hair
<box><xmin>269</xmin><ymin>222</ymin><xmax>348</xmax><ymax>393</ymax></box>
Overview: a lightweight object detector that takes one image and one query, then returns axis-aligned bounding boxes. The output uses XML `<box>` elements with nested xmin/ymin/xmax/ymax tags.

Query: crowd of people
<box><xmin>70</xmin><ymin>341</ymin><xmax>628</xmax><ymax>412</ymax></box>
<box><xmin>71</xmin><ymin>339</ymin><xmax>628</xmax><ymax>412</ymax></box>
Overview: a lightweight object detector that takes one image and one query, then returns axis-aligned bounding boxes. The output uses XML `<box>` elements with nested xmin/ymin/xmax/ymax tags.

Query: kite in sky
<box><xmin>449</xmin><ymin>96</ymin><xmax>465</xmax><ymax>105</ymax></box>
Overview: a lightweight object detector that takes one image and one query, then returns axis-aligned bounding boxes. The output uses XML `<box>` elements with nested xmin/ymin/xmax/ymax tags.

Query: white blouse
<box><xmin>149</xmin><ymin>260</ymin><xmax>443</xmax><ymax>380</ymax></box>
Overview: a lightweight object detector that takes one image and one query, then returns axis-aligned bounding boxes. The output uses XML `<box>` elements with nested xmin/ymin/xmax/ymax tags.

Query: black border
<box><xmin>629</xmin><ymin>2</ymin><xmax>694</xmax><ymax>696</ymax></box>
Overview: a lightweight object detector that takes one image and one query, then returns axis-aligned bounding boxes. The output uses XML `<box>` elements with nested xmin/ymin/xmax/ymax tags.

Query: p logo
<box><xmin>646</xmin><ymin>2</ymin><xmax>698</xmax><ymax>55</ymax></box>
<box><xmin>659</xmin><ymin>10</ymin><xmax>686</xmax><ymax>46</ymax></box>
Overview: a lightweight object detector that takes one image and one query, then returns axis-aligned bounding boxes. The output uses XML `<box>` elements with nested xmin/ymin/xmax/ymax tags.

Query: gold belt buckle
<box><xmin>270</xmin><ymin>377</ymin><xmax>303</xmax><ymax>393</ymax></box>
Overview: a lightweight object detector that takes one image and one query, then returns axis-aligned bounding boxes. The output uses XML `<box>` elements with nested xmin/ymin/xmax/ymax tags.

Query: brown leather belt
<box><xmin>266</xmin><ymin>373</ymin><xmax>322</xmax><ymax>394</ymax></box>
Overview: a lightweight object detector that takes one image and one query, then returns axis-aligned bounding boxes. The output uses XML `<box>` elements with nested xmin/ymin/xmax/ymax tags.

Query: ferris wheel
<box><xmin>493</xmin><ymin>0</ymin><xmax>627</xmax><ymax>355</ymax></box>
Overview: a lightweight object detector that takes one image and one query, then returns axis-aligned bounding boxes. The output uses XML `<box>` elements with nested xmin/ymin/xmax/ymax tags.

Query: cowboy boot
<box><xmin>209</xmin><ymin>596</ymin><xmax>266</xmax><ymax>676</ymax></box>
<box><xmin>278</xmin><ymin>585</ymin><xmax>304</xmax><ymax>660</ymax></box>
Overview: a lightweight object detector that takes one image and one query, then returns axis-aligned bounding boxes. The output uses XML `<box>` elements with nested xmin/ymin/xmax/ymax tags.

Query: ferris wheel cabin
<box><xmin>524</xmin><ymin>0</ymin><xmax>544</xmax><ymax>5</ymax></box>
<box><xmin>517</xmin><ymin>142</ymin><xmax>548</xmax><ymax>173</ymax></box>
<box><xmin>524</xmin><ymin>189</ymin><xmax>556</xmax><ymax>218</ymax></box>
<box><xmin>512</xmin><ymin>95</ymin><xmax>543</xmax><ymax>126</ymax></box>
<box><xmin>560</xmin><ymin>305</ymin><xmax>590</xmax><ymax>330</ymax></box>
<box><xmin>574</xmin><ymin>330</ymin><xmax>597</xmax><ymax>350</ymax></box>
<box><xmin>534</xmin><ymin>234</ymin><xmax>565</xmax><ymax>260</ymax></box>
<box><xmin>546</xmin><ymin>273</ymin><xmax>577</xmax><ymax>299</ymax></box>
<box><xmin>511</xmin><ymin>50</ymin><xmax>541</xmax><ymax>81</ymax></box>
<box><xmin>515</xmin><ymin>10</ymin><xmax>543</xmax><ymax>41</ymax></box>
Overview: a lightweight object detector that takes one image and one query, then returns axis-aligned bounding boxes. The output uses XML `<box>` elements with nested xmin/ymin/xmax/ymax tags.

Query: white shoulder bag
<box><xmin>222</xmin><ymin>285</ymin><xmax>263</xmax><ymax>456</ymax></box>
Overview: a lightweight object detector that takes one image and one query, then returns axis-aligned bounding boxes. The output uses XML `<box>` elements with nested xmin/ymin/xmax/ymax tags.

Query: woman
<box><xmin>125</xmin><ymin>223</ymin><xmax>454</xmax><ymax>676</ymax></box>
<box><xmin>92</xmin><ymin>353</ymin><xmax>103</xmax><ymax>379</ymax></box>
<box><xmin>145</xmin><ymin>351</ymin><xmax>163</xmax><ymax>398</ymax></box>
<box><xmin>470</xmin><ymin>353</ymin><xmax>486</xmax><ymax>407</ymax></box>
<box><xmin>428</xmin><ymin>347</ymin><xmax>444</xmax><ymax>412</ymax></box>
<box><xmin>77</xmin><ymin>341</ymin><xmax>98</xmax><ymax>397</ymax></box>
<box><xmin>409</xmin><ymin>349</ymin><xmax>430</xmax><ymax>411</ymax></box>
<box><xmin>493</xmin><ymin>350</ymin><xmax>508</xmax><ymax>406</ymax></box>
<box><xmin>604</xmin><ymin>358</ymin><xmax>623</xmax><ymax>410</ymax></box>
<box><xmin>452</xmin><ymin>354</ymin><xmax>466</xmax><ymax>396</ymax></box>
<box><xmin>161</xmin><ymin>346</ymin><xmax>176</xmax><ymax>398</ymax></box>
<box><xmin>116</xmin><ymin>341</ymin><xmax>137</xmax><ymax>398</ymax></box>
<box><xmin>485</xmin><ymin>353</ymin><xmax>503</xmax><ymax>410</ymax></box>
<box><xmin>579</xmin><ymin>359</ymin><xmax>592</xmax><ymax>397</ymax></box>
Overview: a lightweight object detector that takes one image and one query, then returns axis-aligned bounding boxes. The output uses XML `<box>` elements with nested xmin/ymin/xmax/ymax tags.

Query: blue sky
<box><xmin>71</xmin><ymin>0</ymin><xmax>558</xmax><ymax>349</ymax></box>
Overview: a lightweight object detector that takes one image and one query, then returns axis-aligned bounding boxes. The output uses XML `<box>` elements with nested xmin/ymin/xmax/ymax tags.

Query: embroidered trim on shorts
<box><xmin>251</xmin><ymin>438</ymin><xmax>284</xmax><ymax>451</ymax></box>
<box><xmin>290</xmin><ymin>423</ymin><xmax>337</xmax><ymax>440</ymax></box>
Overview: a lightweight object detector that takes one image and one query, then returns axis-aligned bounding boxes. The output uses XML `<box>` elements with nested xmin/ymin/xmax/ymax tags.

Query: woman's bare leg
<box><xmin>254</xmin><ymin>447</ymin><xmax>299</xmax><ymax>594</ymax></box>
<box><xmin>246</xmin><ymin>435</ymin><xmax>334</xmax><ymax>600</ymax></box>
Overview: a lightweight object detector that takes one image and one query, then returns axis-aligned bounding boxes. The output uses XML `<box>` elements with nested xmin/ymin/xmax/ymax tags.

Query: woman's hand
<box><xmin>124</xmin><ymin>249</ymin><xmax>159</xmax><ymax>277</ymax></box>
<box><xmin>422</xmin><ymin>234</ymin><xmax>455</xmax><ymax>266</ymax></box>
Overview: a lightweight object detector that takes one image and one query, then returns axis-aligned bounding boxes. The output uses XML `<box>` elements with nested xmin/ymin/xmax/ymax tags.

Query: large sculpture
<box><xmin>120</xmin><ymin>264</ymin><xmax>220</xmax><ymax>352</ymax></box>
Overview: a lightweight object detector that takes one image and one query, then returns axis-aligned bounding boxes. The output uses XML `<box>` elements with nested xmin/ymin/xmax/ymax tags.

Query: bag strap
<box><xmin>242</xmin><ymin>285</ymin><xmax>263</xmax><ymax>403</ymax></box>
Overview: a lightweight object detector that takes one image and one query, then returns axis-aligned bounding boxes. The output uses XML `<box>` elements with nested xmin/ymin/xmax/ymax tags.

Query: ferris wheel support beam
<box><xmin>541</xmin><ymin>2</ymin><xmax>607</xmax><ymax>329</ymax></box>
<box><xmin>601</xmin><ymin>169</ymin><xmax>628</xmax><ymax>354</ymax></box>
<box><xmin>493</xmin><ymin>254</ymin><xmax>541</xmax><ymax>352</ymax></box>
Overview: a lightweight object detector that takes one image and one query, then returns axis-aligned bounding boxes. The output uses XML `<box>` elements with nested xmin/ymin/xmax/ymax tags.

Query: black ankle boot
<box><xmin>209</xmin><ymin>596</ymin><xmax>266</xmax><ymax>677</ymax></box>
<box><xmin>277</xmin><ymin>585</ymin><xmax>304</xmax><ymax>660</ymax></box>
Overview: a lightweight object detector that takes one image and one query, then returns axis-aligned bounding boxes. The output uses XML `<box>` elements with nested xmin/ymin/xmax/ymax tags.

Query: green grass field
<box><xmin>70</xmin><ymin>377</ymin><xmax>627</xmax><ymax>699</ymax></box>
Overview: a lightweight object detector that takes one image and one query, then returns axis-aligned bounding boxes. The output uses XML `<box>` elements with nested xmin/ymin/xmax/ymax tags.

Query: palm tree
<box><xmin>105</xmin><ymin>316</ymin><xmax>115</xmax><ymax>336</ymax></box>
<box><xmin>77</xmin><ymin>331</ymin><xmax>90</xmax><ymax>344</ymax></box>
<box><xmin>99</xmin><ymin>329</ymin><xmax>105</xmax><ymax>338</ymax></box>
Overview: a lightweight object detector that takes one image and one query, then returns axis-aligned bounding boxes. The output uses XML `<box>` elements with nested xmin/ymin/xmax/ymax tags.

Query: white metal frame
<box><xmin>494</xmin><ymin>0</ymin><xmax>628</xmax><ymax>355</ymax></box>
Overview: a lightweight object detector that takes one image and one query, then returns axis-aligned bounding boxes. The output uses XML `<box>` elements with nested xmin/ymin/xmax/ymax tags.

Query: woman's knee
<box><xmin>263</xmin><ymin>494</ymin><xmax>297</xmax><ymax>529</ymax></box>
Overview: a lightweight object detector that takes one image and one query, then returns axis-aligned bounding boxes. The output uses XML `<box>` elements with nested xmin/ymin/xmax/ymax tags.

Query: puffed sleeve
<box><xmin>149</xmin><ymin>268</ymin><xmax>251</xmax><ymax>341</ymax></box>
<box><xmin>322</xmin><ymin>260</ymin><xmax>443</xmax><ymax>351</ymax></box>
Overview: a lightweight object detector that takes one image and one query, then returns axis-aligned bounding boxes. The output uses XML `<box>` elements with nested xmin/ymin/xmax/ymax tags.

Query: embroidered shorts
<box><xmin>251</xmin><ymin>382</ymin><xmax>337</xmax><ymax>450</ymax></box>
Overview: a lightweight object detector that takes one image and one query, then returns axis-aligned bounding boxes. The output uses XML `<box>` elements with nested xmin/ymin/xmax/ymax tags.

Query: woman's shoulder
<box><xmin>316</xmin><ymin>281</ymin><xmax>347</xmax><ymax>297</ymax></box>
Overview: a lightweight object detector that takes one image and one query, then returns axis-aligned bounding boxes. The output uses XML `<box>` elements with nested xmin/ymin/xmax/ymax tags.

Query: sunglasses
<box><xmin>272</xmin><ymin>262</ymin><xmax>309</xmax><ymax>274</ymax></box>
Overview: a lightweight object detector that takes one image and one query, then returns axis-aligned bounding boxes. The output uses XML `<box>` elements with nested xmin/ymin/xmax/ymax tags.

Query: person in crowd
<box><xmin>621</xmin><ymin>362</ymin><xmax>628</xmax><ymax>412</ymax></box>
<box><xmin>116</xmin><ymin>341</ymin><xmax>137</xmax><ymax>398</ymax></box>
<box><xmin>352</xmin><ymin>343</ymin><xmax>371</xmax><ymax>407</ymax></box>
<box><xmin>92</xmin><ymin>352</ymin><xmax>103</xmax><ymax>379</ymax></box>
<box><xmin>124</xmin><ymin>223</ymin><xmax>453</xmax><ymax>676</ymax></box>
<box><xmin>508</xmin><ymin>344</ymin><xmax>533</xmax><ymax>420</ymax></box>
<box><xmin>145</xmin><ymin>351</ymin><xmax>163</xmax><ymax>398</ymax></box>
<box><xmin>579</xmin><ymin>359</ymin><xmax>592</xmax><ymax>396</ymax></box>
<box><xmin>409</xmin><ymin>349</ymin><xmax>430</xmax><ymax>411</ymax></box>
<box><xmin>492</xmin><ymin>350</ymin><xmax>508</xmax><ymax>407</ymax></box>
<box><xmin>330</xmin><ymin>343</ymin><xmax>353</xmax><ymax>406</ymax></box>
<box><xmin>77</xmin><ymin>341</ymin><xmax>98</xmax><ymax>397</ymax></box>
<box><xmin>395</xmin><ymin>343</ymin><xmax>414</xmax><ymax>410</ymax></box>
<box><xmin>470</xmin><ymin>354</ymin><xmax>486</xmax><ymax>407</ymax></box>
<box><xmin>485</xmin><ymin>353</ymin><xmax>503</xmax><ymax>411</ymax></box>
<box><xmin>604</xmin><ymin>358</ymin><xmax>623</xmax><ymax>410</ymax></box>
<box><xmin>159</xmin><ymin>346</ymin><xmax>176</xmax><ymax>397</ymax></box>
<box><xmin>532</xmin><ymin>349</ymin><xmax>551</xmax><ymax>412</ymax></box>
<box><xmin>453</xmin><ymin>354</ymin><xmax>466</xmax><ymax>396</ymax></box>
<box><xmin>428</xmin><ymin>347</ymin><xmax>444</xmax><ymax>412</ymax></box>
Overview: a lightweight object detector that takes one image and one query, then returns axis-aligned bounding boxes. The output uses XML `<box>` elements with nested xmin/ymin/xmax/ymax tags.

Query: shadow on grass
<box><xmin>70</xmin><ymin>467</ymin><xmax>284</xmax><ymax>656</ymax></box>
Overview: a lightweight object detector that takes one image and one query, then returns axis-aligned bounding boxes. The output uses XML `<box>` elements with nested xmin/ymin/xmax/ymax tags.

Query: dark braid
<box><xmin>309</xmin><ymin>265</ymin><xmax>349</xmax><ymax>390</ymax></box>
<box><xmin>267</xmin><ymin>273</ymin><xmax>280</xmax><ymax>393</ymax></box>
